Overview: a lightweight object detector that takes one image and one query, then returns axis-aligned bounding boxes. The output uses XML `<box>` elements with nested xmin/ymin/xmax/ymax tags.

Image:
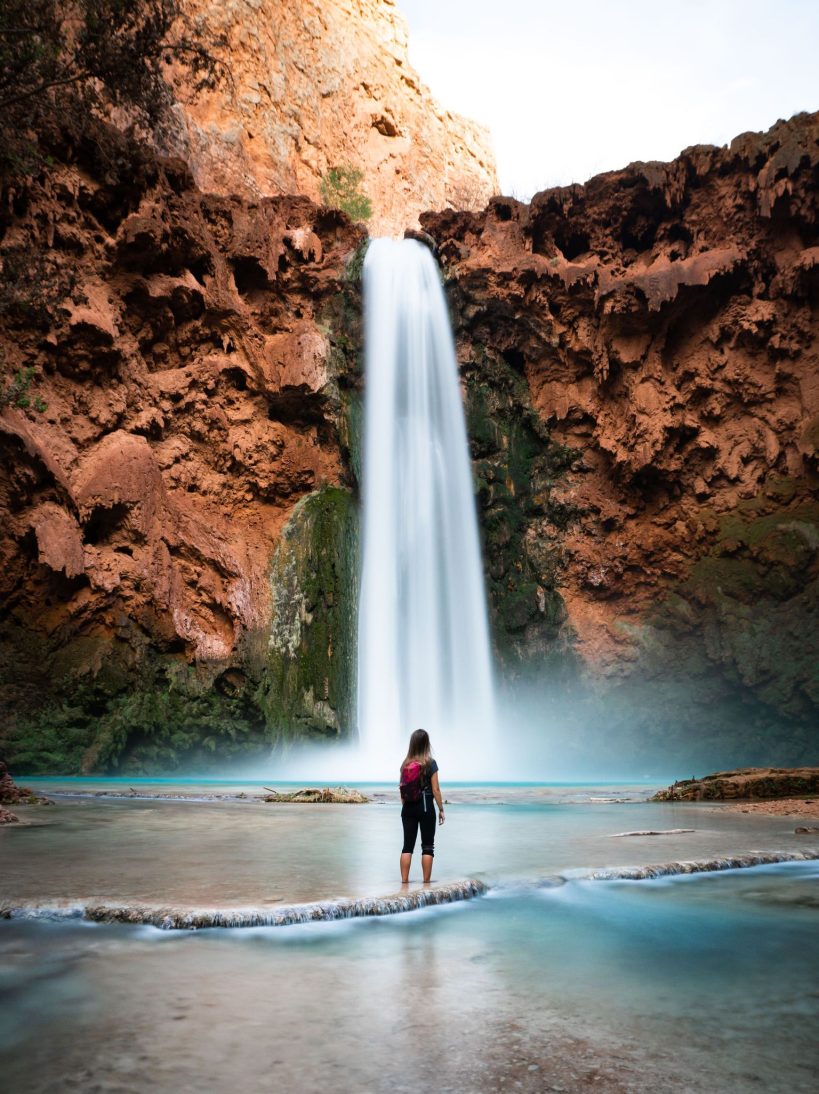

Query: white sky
<box><xmin>398</xmin><ymin>0</ymin><xmax>819</xmax><ymax>199</ymax></box>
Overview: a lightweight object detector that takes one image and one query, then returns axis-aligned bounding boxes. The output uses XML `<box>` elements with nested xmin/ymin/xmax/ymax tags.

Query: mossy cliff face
<box><xmin>460</xmin><ymin>343</ymin><xmax>575</xmax><ymax>671</ymax></box>
<box><xmin>0</xmin><ymin>133</ymin><xmax>364</xmax><ymax>773</ymax></box>
<box><xmin>256</xmin><ymin>486</ymin><xmax>359</xmax><ymax>741</ymax></box>
<box><xmin>425</xmin><ymin>112</ymin><xmax>819</xmax><ymax>765</ymax></box>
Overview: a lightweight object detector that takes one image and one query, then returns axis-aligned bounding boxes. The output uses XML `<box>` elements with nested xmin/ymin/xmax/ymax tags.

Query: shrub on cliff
<box><xmin>320</xmin><ymin>165</ymin><xmax>373</xmax><ymax>223</ymax></box>
<box><xmin>0</xmin><ymin>0</ymin><xmax>227</xmax><ymax>177</ymax></box>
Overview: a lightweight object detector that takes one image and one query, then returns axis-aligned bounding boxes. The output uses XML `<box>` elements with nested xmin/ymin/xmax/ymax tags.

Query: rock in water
<box><xmin>262</xmin><ymin>787</ymin><xmax>369</xmax><ymax>804</ymax></box>
<box><xmin>0</xmin><ymin>762</ymin><xmax>52</xmax><ymax>806</ymax></box>
<box><xmin>652</xmin><ymin>768</ymin><xmax>819</xmax><ymax>802</ymax></box>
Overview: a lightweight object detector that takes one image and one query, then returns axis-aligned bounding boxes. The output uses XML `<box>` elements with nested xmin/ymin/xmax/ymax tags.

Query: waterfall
<box><xmin>357</xmin><ymin>237</ymin><xmax>496</xmax><ymax>778</ymax></box>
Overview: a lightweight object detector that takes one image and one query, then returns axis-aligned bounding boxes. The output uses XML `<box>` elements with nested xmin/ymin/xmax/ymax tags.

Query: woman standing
<box><xmin>399</xmin><ymin>728</ymin><xmax>445</xmax><ymax>883</ymax></box>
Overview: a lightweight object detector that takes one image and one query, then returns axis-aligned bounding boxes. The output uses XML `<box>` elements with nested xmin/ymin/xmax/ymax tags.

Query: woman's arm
<box><xmin>431</xmin><ymin>771</ymin><xmax>445</xmax><ymax>824</ymax></box>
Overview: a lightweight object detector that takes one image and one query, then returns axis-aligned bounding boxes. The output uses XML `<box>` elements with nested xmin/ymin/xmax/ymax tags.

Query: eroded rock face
<box><xmin>0</xmin><ymin>141</ymin><xmax>365</xmax><ymax>772</ymax></box>
<box><xmin>4</xmin><ymin>108</ymin><xmax>818</xmax><ymax>774</ymax></box>
<box><xmin>168</xmin><ymin>0</ymin><xmax>497</xmax><ymax>235</ymax></box>
<box><xmin>423</xmin><ymin>112</ymin><xmax>819</xmax><ymax>765</ymax></box>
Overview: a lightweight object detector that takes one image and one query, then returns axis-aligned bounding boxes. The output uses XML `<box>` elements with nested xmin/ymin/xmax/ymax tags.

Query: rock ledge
<box><xmin>652</xmin><ymin>767</ymin><xmax>819</xmax><ymax>801</ymax></box>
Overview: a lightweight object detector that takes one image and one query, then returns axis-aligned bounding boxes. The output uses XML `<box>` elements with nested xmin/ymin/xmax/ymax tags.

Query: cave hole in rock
<box><xmin>267</xmin><ymin>392</ymin><xmax>327</xmax><ymax>426</ymax></box>
<box><xmin>221</xmin><ymin>367</ymin><xmax>248</xmax><ymax>391</ymax></box>
<box><xmin>315</xmin><ymin>208</ymin><xmax>349</xmax><ymax>237</ymax></box>
<box><xmin>79</xmin><ymin>186</ymin><xmax>139</xmax><ymax>236</ymax></box>
<box><xmin>41</xmin><ymin>570</ymin><xmax>90</xmax><ymax>608</ymax></box>
<box><xmin>553</xmin><ymin>226</ymin><xmax>591</xmax><ymax>261</ymax></box>
<box><xmin>372</xmin><ymin>114</ymin><xmax>399</xmax><ymax>137</ymax></box>
<box><xmin>492</xmin><ymin>201</ymin><xmax>514</xmax><ymax>222</ymax></box>
<box><xmin>621</xmin><ymin>220</ymin><xmax>657</xmax><ymax>254</ymax></box>
<box><xmin>84</xmin><ymin>502</ymin><xmax>131</xmax><ymax>545</ymax></box>
<box><xmin>231</xmin><ymin>256</ymin><xmax>270</xmax><ymax>295</ymax></box>
<box><xmin>666</xmin><ymin>223</ymin><xmax>693</xmax><ymax>248</ymax></box>
<box><xmin>502</xmin><ymin>347</ymin><xmax>526</xmax><ymax>372</ymax></box>
<box><xmin>168</xmin><ymin>286</ymin><xmax>205</xmax><ymax>323</ymax></box>
<box><xmin>616</xmin><ymin>183</ymin><xmax>672</xmax><ymax>255</ymax></box>
<box><xmin>215</xmin><ymin>668</ymin><xmax>247</xmax><ymax>697</ymax></box>
<box><xmin>187</xmin><ymin>255</ymin><xmax>214</xmax><ymax>285</ymax></box>
<box><xmin>630</xmin><ymin>463</ymin><xmax>675</xmax><ymax>505</ymax></box>
<box><xmin>660</xmin><ymin>267</ymin><xmax>753</xmax><ymax>365</ymax></box>
<box><xmin>18</xmin><ymin>528</ymin><xmax>39</xmax><ymax>563</ymax></box>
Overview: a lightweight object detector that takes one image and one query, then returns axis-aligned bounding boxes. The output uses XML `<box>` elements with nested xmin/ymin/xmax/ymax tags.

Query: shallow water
<box><xmin>1</xmin><ymin>861</ymin><xmax>817</xmax><ymax>1092</ymax></box>
<box><xmin>2</xmin><ymin>780</ymin><xmax>812</xmax><ymax>905</ymax></box>
<box><xmin>1</xmin><ymin>783</ymin><xmax>813</xmax><ymax>910</ymax></box>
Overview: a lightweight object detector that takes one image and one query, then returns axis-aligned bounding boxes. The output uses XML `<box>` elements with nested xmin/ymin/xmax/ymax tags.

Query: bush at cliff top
<box><xmin>320</xmin><ymin>166</ymin><xmax>373</xmax><ymax>223</ymax></box>
<box><xmin>0</xmin><ymin>0</ymin><xmax>227</xmax><ymax>177</ymax></box>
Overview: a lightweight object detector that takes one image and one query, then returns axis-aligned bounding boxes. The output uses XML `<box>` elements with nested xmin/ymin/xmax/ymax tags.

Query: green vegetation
<box><xmin>0</xmin><ymin>0</ymin><xmax>227</xmax><ymax>177</ymax></box>
<box><xmin>461</xmin><ymin>344</ymin><xmax>578</xmax><ymax>669</ymax></box>
<box><xmin>320</xmin><ymin>166</ymin><xmax>372</xmax><ymax>223</ymax></box>
<box><xmin>1</xmin><ymin>365</ymin><xmax>47</xmax><ymax>411</ymax></box>
<box><xmin>344</xmin><ymin>238</ymin><xmax>370</xmax><ymax>284</ymax></box>
<box><xmin>256</xmin><ymin>486</ymin><xmax>359</xmax><ymax>740</ymax></box>
<box><xmin>1</xmin><ymin>644</ymin><xmax>267</xmax><ymax>775</ymax></box>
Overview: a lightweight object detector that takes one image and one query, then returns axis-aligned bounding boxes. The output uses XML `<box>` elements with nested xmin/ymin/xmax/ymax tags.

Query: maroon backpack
<box><xmin>400</xmin><ymin>760</ymin><xmax>425</xmax><ymax>803</ymax></box>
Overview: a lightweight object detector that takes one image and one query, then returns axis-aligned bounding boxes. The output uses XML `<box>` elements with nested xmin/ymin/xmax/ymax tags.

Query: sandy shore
<box><xmin>717</xmin><ymin>797</ymin><xmax>819</xmax><ymax>819</ymax></box>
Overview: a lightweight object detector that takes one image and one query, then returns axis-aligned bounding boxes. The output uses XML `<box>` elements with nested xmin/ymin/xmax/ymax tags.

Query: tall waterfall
<box><xmin>357</xmin><ymin>238</ymin><xmax>496</xmax><ymax>777</ymax></box>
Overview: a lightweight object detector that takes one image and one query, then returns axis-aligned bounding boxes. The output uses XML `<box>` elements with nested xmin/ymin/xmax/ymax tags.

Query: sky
<box><xmin>398</xmin><ymin>0</ymin><xmax>819</xmax><ymax>199</ymax></box>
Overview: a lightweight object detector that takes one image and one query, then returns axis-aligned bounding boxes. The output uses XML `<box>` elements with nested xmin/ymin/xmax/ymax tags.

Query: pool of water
<box><xmin>2</xmin><ymin>781</ymin><xmax>811</xmax><ymax>905</ymax></box>
<box><xmin>1</xmin><ymin>861</ymin><xmax>817</xmax><ymax>1092</ymax></box>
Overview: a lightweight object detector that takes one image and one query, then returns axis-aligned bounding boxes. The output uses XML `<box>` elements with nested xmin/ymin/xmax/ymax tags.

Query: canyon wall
<box><xmin>423</xmin><ymin>111</ymin><xmax>819</xmax><ymax>768</ymax></box>
<box><xmin>2</xmin><ymin>110</ymin><xmax>817</xmax><ymax>773</ymax></box>
<box><xmin>0</xmin><ymin>136</ymin><xmax>366</xmax><ymax>772</ymax></box>
<box><xmin>167</xmin><ymin>0</ymin><xmax>497</xmax><ymax>234</ymax></box>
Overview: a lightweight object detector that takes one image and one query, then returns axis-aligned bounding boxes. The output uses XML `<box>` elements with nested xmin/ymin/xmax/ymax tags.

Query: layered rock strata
<box><xmin>423</xmin><ymin>111</ymin><xmax>819</xmax><ymax>766</ymax></box>
<box><xmin>168</xmin><ymin>0</ymin><xmax>497</xmax><ymax>234</ymax></box>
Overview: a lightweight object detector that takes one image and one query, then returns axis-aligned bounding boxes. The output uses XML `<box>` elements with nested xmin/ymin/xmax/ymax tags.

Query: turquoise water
<box><xmin>1</xmin><ymin>862</ymin><xmax>817</xmax><ymax>1092</ymax></box>
<box><xmin>2</xmin><ymin>783</ymin><xmax>817</xmax><ymax>1091</ymax></box>
<box><xmin>2</xmin><ymin>782</ymin><xmax>809</xmax><ymax>904</ymax></box>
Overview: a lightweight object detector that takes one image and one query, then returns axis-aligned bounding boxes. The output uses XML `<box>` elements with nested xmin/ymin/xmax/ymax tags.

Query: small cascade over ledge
<box><xmin>357</xmin><ymin>238</ymin><xmax>496</xmax><ymax>777</ymax></box>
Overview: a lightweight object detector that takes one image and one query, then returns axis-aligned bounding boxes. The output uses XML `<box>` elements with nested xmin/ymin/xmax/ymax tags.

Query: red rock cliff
<box><xmin>0</xmin><ymin>134</ymin><xmax>365</xmax><ymax>771</ymax></box>
<box><xmin>3</xmin><ymin>107</ymin><xmax>817</xmax><ymax>773</ymax></box>
<box><xmin>167</xmin><ymin>0</ymin><xmax>497</xmax><ymax>234</ymax></box>
<box><xmin>423</xmin><ymin>111</ymin><xmax>819</xmax><ymax>765</ymax></box>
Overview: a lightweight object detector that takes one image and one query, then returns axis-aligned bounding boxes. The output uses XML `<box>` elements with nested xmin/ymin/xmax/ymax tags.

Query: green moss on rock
<box><xmin>256</xmin><ymin>486</ymin><xmax>359</xmax><ymax>740</ymax></box>
<box><xmin>1</xmin><ymin>642</ymin><xmax>267</xmax><ymax>775</ymax></box>
<box><xmin>461</xmin><ymin>344</ymin><xmax>579</xmax><ymax>672</ymax></box>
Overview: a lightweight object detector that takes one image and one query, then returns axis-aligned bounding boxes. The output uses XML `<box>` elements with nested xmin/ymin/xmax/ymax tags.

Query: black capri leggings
<box><xmin>401</xmin><ymin>795</ymin><xmax>436</xmax><ymax>857</ymax></box>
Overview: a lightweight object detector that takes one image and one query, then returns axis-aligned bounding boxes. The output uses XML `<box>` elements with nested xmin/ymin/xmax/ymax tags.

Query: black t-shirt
<box><xmin>422</xmin><ymin>759</ymin><xmax>439</xmax><ymax>792</ymax></box>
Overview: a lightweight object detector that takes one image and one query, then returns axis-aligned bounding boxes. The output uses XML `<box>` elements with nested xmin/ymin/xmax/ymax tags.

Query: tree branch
<box><xmin>0</xmin><ymin>70</ymin><xmax>90</xmax><ymax>112</ymax></box>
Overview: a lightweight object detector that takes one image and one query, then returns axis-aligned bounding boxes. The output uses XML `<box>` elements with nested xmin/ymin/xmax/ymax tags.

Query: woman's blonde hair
<box><xmin>401</xmin><ymin>728</ymin><xmax>432</xmax><ymax>773</ymax></box>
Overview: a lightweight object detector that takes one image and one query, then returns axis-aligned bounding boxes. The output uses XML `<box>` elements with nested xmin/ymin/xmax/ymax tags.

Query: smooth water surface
<box><xmin>2</xmin><ymin>781</ymin><xmax>812</xmax><ymax>905</ymax></box>
<box><xmin>1</xmin><ymin>861</ymin><xmax>818</xmax><ymax>1092</ymax></box>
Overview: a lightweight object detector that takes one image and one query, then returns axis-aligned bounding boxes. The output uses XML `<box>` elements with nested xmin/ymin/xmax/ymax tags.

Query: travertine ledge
<box><xmin>0</xmin><ymin>879</ymin><xmax>488</xmax><ymax>930</ymax></box>
<box><xmin>585</xmin><ymin>849</ymin><xmax>819</xmax><ymax>881</ymax></box>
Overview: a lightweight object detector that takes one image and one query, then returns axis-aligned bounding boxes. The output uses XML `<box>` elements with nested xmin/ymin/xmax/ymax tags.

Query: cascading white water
<box><xmin>357</xmin><ymin>237</ymin><xmax>496</xmax><ymax>778</ymax></box>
